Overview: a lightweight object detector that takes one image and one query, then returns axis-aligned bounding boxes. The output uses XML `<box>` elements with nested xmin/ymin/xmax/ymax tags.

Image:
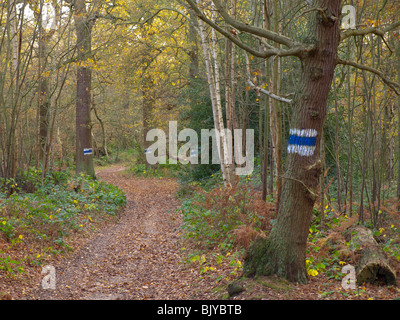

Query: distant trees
<box><xmin>0</xmin><ymin>0</ymin><xmax>190</xmax><ymax>178</ymax></box>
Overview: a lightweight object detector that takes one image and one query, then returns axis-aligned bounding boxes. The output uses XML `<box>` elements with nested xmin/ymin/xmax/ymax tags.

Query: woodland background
<box><xmin>0</xmin><ymin>0</ymin><xmax>400</xmax><ymax>299</ymax></box>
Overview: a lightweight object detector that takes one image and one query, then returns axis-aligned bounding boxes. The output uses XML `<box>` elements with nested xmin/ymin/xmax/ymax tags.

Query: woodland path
<box><xmin>28</xmin><ymin>165</ymin><xmax>214</xmax><ymax>300</ymax></box>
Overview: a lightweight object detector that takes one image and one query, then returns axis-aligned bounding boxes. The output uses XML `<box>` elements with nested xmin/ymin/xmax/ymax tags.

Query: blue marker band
<box><xmin>287</xmin><ymin>129</ymin><xmax>317</xmax><ymax>157</ymax></box>
<box><xmin>288</xmin><ymin>135</ymin><xmax>317</xmax><ymax>147</ymax></box>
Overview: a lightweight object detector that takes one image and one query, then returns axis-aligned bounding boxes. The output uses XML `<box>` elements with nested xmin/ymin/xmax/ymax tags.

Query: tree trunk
<box><xmin>346</xmin><ymin>40</ymin><xmax>355</xmax><ymax>216</ymax></box>
<box><xmin>140</xmin><ymin>23</ymin><xmax>155</xmax><ymax>158</ymax></box>
<box><xmin>244</xmin><ymin>0</ymin><xmax>341</xmax><ymax>283</ymax></box>
<box><xmin>270</xmin><ymin>0</ymin><xmax>283</xmax><ymax>212</ymax></box>
<box><xmin>344</xmin><ymin>226</ymin><xmax>396</xmax><ymax>285</ymax></box>
<box><xmin>4</xmin><ymin>0</ymin><xmax>20</xmax><ymax>180</ymax></box>
<box><xmin>38</xmin><ymin>20</ymin><xmax>54</xmax><ymax>165</ymax></box>
<box><xmin>142</xmin><ymin>69</ymin><xmax>154</xmax><ymax>153</ymax></box>
<box><xmin>397</xmin><ymin>36</ymin><xmax>400</xmax><ymax>211</ymax></box>
<box><xmin>333</xmin><ymin>80</ymin><xmax>342</xmax><ymax>214</ymax></box>
<box><xmin>196</xmin><ymin>4</ymin><xmax>233</xmax><ymax>186</ymax></box>
<box><xmin>261</xmin><ymin>0</ymin><xmax>270</xmax><ymax>202</ymax></box>
<box><xmin>92</xmin><ymin>102</ymin><xmax>108</xmax><ymax>157</ymax></box>
<box><xmin>188</xmin><ymin>12</ymin><xmax>199</xmax><ymax>80</ymax></box>
<box><xmin>74</xmin><ymin>0</ymin><xmax>95</xmax><ymax>177</ymax></box>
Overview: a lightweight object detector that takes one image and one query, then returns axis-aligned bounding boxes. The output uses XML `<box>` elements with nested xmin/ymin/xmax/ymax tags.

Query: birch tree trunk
<box><xmin>196</xmin><ymin>2</ymin><xmax>233</xmax><ymax>186</ymax></box>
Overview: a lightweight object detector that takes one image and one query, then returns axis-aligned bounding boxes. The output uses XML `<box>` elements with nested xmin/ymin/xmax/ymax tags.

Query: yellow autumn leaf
<box><xmin>308</xmin><ymin>269</ymin><xmax>318</xmax><ymax>277</ymax></box>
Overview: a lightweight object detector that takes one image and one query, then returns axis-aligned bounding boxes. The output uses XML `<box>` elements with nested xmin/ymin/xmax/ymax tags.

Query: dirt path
<box><xmin>28</xmin><ymin>165</ymin><xmax>212</xmax><ymax>300</ymax></box>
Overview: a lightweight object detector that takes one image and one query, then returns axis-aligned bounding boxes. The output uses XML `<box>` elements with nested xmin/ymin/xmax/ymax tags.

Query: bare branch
<box><xmin>244</xmin><ymin>53</ymin><xmax>292</xmax><ymax>104</ymax></box>
<box><xmin>340</xmin><ymin>21</ymin><xmax>400</xmax><ymax>42</ymax></box>
<box><xmin>185</xmin><ymin>0</ymin><xmax>310</xmax><ymax>59</ymax></box>
<box><xmin>185</xmin><ymin>0</ymin><xmax>301</xmax><ymax>50</ymax></box>
<box><xmin>337</xmin><ymin>58</ymin><xmax>400</xmax><ymax>95</ymax></box>
<box><xmin>211</xmin><ymin>0</ymin><xmax>298</xmax><ymax>48</ymax></box>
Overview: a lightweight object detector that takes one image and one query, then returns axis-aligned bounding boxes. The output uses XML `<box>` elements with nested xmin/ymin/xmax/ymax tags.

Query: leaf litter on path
<box><xmin>23</xmin><ymin>166</ymin><xmax>216</xmax><ymax>300</ymax></box>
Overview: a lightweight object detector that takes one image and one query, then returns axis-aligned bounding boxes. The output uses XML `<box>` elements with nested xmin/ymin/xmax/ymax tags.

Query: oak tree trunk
<box><xmin>244</xmin><ymin>0</ymin><xmax>341</xmax><ymax>283</ymax></box>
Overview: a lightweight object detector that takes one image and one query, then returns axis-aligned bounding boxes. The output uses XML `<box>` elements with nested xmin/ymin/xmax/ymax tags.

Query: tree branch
<box><xmin>337</xmin><ymin>58</ymin><xmax>400</xmax><ymax>95</ymax></box>
<box><xmin>185</xmin><ymin>0</ymin><xmax>311</xmax><ymax>59</ymax></box>
<box><xmin>340</xmin><ymin>21</ymin><xmax>400</xmax><ymax>42</ymax></box>
<box><xmin>210</xmin><ymin>0</ymin><xmax>298</xmax><ymax>48</ymax></box>
<box><xmin>244</xmin><ymin>53</ymin><xmax>292</xmax><ymax>104</ymax></box>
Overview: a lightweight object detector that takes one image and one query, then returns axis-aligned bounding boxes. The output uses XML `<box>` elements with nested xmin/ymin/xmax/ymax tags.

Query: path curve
<box><xmin>28</xmin><ymin>166</ymin><xmax>212</xmax><ymax>300</ymax></box>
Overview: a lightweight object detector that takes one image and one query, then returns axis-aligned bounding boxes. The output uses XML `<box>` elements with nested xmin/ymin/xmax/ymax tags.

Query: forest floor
<box><xmin>19</xmin><ymin>165</ymin><xmax>216</xmax><ymax>299</ymax></box>
<box><xmin>4</xmin><ymin>164</ymin><xmax>400</xmax><ymax>300</ymax></box>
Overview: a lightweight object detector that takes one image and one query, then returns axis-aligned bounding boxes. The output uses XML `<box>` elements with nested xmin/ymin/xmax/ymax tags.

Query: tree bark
<box><xmin>74</xmin><ymin>0</ymin><xmax>95</xmax><ymax>177</ymax></box>
<box><xmin>4</xmin><ymin>0</ymin><xmax>21</xmax><ymax>180</ymax></box>
<box><xmin>35</xmin><ymin>0</ymin><xmax>56</xmax><ymax>165</ymax></box>
<box><xmin>196</xmin><ymin>3</ymin><xmax>233</xmax><ymax>186</ymax></box>
<box><xmin>261</xmin><ymin>0</ymin><xmax>270</xmax><ymax>202</ymax></box>
<box><xmin>344</xmin><ymin>226</ymin><xmax>396</xmax><ymax>285</ymax></box>
<box><xmin>244</xmin><ymin>0</ymin><xmax>342</xmax><ymax>283</ymax></box>
<box><xmin>397</xmin><ymin>35</ymin><xmax>400</xmax><ymax>211</ymax></box>
<box><xmin>270</xmin><ymin>0</ymin><xmax>283</xmax><ymax>212</ymax></box>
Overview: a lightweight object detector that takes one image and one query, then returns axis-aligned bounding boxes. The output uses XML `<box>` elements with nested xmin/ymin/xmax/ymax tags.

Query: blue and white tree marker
<box><xmin>83</xmin><ymin>148</ymin><xmax>93</xmax><ymax>156</ymax></box>
<box><xmin>287</xmin><ymin>129</ymin><xmax>318</xmax><ymax>157</ymax></box>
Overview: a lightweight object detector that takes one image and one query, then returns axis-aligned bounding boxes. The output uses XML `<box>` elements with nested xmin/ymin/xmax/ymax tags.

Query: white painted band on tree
<box><xmin>83</xmin><ymin>148</ymin><xmax>93</xmax><ymax>156</ymax></box>
<box><xmin>287</xmin><ymin>128</ymin><xmax>318</xmax><ymax>157</ymax></box>
<box><xmin>288</xmin><ymin>128</ymin><xmax>318</xmax><ymax>137</ymax></box>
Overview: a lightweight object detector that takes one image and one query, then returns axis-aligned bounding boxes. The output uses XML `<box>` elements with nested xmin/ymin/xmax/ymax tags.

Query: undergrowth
<box><xmin>0</xmin><ymin>167</ymin><xmax>126</xmax><ymax>276</ymax></box>
<box><xmin>177</xmin><ymin>171</ymin><xmax>400</xmax><ymax>289</ymax></box>
<box><xmin>305</xmin><ymin>203</ymin><xmax>400</xmax><ymax>286</ymax></box>
<box><xmin>178</xmin><ymin>175</ymin><xmax>274</xmax><ymax>282</ymax></box>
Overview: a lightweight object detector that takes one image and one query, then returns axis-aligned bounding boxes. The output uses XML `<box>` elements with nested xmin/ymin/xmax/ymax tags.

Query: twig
<box><xmin>244</xmin><ymin>53</ymin><xmax>293</xmax><ymax>104</ymax></box>
<box><xmin>337</xmin><ymin>58</ymin><xmax>400</xmax><ymax>95</ymax></box>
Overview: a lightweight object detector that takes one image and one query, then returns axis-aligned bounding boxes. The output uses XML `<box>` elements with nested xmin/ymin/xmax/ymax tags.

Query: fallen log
<box><xmin>344</xmin><ymin>226</ymin><xmax>396</xmax><ymax>286</ymax></box>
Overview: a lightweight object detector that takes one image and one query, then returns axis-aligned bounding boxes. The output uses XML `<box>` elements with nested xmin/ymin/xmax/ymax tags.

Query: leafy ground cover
<box><xmin>177</xmin><ymin>169</ymin><xmax>400</xmax><ymax>300</ymax></box>
<box><xmin>2</xmin><ymin>164</ymin><xmax>400</xmax><ymax>300</ymax></box>
<box><xmin>0</xmin><ymin>168</ymin><xmax>126</xmax><ymax>280</ymax></box>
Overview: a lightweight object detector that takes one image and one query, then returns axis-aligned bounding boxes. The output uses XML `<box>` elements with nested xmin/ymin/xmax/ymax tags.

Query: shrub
<box><xmin>0</xmin><ymin>168</ymin><xmax>126</xmax><ymax>275</ymax></box>
<box><xmin>180</xmin><ymin>177</ymin><xmax>273</xmax><ymax>250</ymax></box>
